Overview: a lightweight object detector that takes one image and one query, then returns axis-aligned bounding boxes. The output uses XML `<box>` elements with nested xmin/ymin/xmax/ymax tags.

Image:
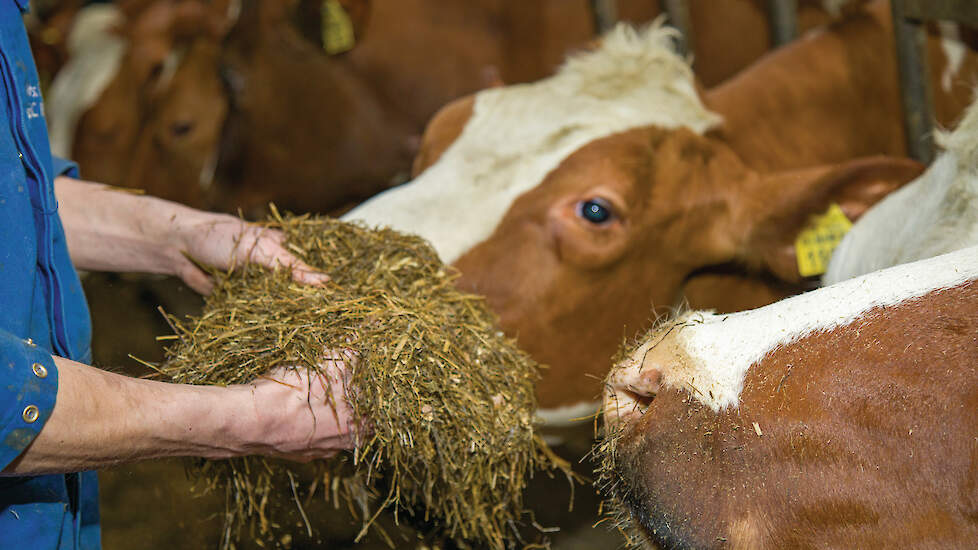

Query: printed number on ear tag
<box><xmin>794</xmin><ymin>203</ymin><xmax>853</xmax><ymax>278</ymax></box>
<box><xmin>322</xmin><ymin>0</ymin><xmax>356</xmax><ymax>55</ymax></box>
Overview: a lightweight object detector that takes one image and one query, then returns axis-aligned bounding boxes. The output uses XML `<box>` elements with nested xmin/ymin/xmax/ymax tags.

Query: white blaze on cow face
<box><xmin>46</xmin><ymin>5</ymin><xmax>126</xmax><ymax>157</ymax></box>
<box><xmin>825</xmin><ymin>91</ymin><xmax>978</xmax><ymax>285</ymax></box>
<box><xmin>938</xmin><ymin>22</ymin><xmax>967</xmax><ymax>93</ymax></box>
<box><xmin>605</xmin><ymin>245</ymin><xmax>978</xmax><ymax>418</ymax></box>
<box><xmin>341</xmin><ymin>23</ymin><xmax>721</xmax><ymax>264</ymax></box>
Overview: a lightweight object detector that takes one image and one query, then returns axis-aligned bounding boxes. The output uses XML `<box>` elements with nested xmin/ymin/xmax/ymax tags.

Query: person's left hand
<box><xmin>175</xmin><ymin>213</ymin><xmax>329</xmax><ymax>294</ymax></box>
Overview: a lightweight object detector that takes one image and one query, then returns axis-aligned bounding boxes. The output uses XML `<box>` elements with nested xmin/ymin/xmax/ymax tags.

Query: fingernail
<box><xmin>298</xmin><ymin>271</ymin><xmax>330</xmax><ymax>285</ymax></box>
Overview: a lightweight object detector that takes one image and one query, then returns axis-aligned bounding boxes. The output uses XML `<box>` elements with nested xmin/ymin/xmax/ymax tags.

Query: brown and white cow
<box><xmin>599</xmin><ymin>92</ymin><xmax>978</xmax><ymax>549</ymax></box>
<box><xmin>342</xmin><ymin>1</ymin><xmax>974</xmax><ymax>424</ymax></box>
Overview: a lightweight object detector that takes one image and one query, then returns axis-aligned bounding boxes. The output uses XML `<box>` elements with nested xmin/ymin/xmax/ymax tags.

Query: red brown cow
<box><xmin>343</xmin><ymin>1</ymin><xmax>976</xmax><ymax>425</ymax></box>
<box><xmin>600</xmin><ymin>99</ymin><xmax>978</xmax><ymax>546</ymax></box>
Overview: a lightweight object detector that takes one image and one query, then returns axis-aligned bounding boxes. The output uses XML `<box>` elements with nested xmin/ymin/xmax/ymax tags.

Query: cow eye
<box><xmin>577</xmin><ymin>198</ymin><xmax>614</xmax><ymax>224</ymax></box>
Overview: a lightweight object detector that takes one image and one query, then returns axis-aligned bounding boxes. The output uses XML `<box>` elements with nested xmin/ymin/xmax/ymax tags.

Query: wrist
<box><xmin>157</xmin><ymin>205</ymin><xmax>212</xmax><ymax>273</ymax></box>
<box><xmin>158</xmin><ymin>383</ymin><xmax>256</xmax><ymax>459</ymax></box>
<box><xmin>209</xmin><ymin>383</ymin><xmax>269</xmax><ymax>458</ymax></box>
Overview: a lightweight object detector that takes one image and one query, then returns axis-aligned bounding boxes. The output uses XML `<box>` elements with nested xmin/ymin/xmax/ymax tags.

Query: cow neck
<box><xmin>702</xmin><ymin>5</ymin><xmax>904</xmax><ymax>173</ymax></box>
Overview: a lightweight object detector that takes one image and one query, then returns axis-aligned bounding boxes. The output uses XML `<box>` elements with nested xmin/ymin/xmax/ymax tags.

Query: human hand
<box><xmin>174</xmin><ymin>213</ymin><xmax>328</xmax><ymax>294</ymax></box>
<box><xmin>232</xmin><ymin>351</ymin><xmax>361</xmax><ymax>461</ymax></box>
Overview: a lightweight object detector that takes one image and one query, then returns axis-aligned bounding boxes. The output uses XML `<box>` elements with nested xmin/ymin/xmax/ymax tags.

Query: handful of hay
<box><xmin>157</xmin><ymin>211</ymin><xmax>567</xmax><ymax>548</ymax></box>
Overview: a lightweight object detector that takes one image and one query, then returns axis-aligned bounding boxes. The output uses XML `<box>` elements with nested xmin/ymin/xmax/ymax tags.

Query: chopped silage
<box><xmin>156</xmin><ymin>210</ymin><xmax>571</xmax><ymax>549</ymax></box>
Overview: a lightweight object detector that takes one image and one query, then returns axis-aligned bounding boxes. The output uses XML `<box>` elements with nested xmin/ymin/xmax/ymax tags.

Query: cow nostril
<box><xmin>170</xmin><ymin>121</ymin><xmax>194</xmax><ymax>138</ymax></box>
<box><xmin>605</xmin><ymin>385</ymin><xmax>656</xmax><ymax>425</ymax></box>
<box><xmin>622</xmin><ymin>386</ymin><xmax>655</xmax><ymax>412</ymax></box>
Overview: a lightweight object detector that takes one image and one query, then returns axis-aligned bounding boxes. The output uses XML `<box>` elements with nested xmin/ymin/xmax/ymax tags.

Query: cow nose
<box><xmin>604</xmin><ymin>349</ymin><xmax>663</xmax><ymax>429</ymax></box>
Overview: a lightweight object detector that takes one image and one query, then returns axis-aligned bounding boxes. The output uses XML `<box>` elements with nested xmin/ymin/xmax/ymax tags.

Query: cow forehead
<box><xmin>342</xmin><ymin>23</ymin><xmax>721</xmax><ymax>264</ymax></box>
<box><xmin>638</xmin><ymin>245</ymin><xmax>978</xmax><ymax>411</ymax></box>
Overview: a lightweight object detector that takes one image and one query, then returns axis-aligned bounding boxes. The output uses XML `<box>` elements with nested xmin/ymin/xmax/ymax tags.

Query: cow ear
<box><xmin>740</xmin><ymin>156</ymin><xmax>924</xmax><ymax>282</ymax></box>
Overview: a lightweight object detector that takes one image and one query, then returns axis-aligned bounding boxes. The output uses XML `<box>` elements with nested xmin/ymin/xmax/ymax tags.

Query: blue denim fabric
<box><xmin>0</xmin><ymin>0</ymin><xmax>99</xmax><ymax>548</ymax></box>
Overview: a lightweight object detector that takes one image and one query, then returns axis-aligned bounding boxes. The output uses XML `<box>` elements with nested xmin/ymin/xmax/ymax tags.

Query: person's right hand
<box><xmin>231</xmin><ymin>351</ymin><xmax>360</xmax><ymax>462</ymax></box>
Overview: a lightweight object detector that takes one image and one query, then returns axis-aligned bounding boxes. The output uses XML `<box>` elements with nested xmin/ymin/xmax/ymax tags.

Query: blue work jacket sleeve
<box><xmin>0</xmin><ymin>330</ymin><xmax>58</xmax><ymax>470</ymax></box>
<box><xmin>50</xmin><ymin>155</ymin><xmax>79</xmax><ymax>179</ymax></box>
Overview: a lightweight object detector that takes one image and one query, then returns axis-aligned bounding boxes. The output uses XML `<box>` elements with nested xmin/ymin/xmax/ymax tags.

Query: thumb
<box><xmin>177</xmin><ymin>261</ymin><xmax>215</xmax><ymax>295</ymax></box>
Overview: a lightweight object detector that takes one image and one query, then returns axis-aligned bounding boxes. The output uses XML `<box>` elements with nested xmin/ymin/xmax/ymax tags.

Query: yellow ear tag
<box><xmin>794</xmin><ymin>203</ymin><xmax>853</xmax><ymax>277</ymax></box>
<box><xmin>322</xmin><ymin>0</ymin><xmax>356</xmax><ymax>55</ymax></box>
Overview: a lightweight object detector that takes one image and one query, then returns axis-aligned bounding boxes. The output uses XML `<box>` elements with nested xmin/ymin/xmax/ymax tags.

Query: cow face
<box><xmin>70</xmin><ymin>0</ymin><xmax>229</xmax><ymax>205</ymax></box>
<box><xmin>457</xmin><ymin>126</ymin><xmax>923</xmax><ymax>411</ymax></box>
<box><xmin>600</xmin><ymin>253</ymin><xmax>978</xmax><ymax>548</ymax></box>
<box><xmin>456</xmin><ymin>124</ymin><xmax>925</xmax><ymax>412</ymax></box>
<box><xmin>126</xmin><ymin>38</ymin><xmax>227</xmax><ymax>206</ymax></box>
<box><xmin>453</xmin><ymin>127</ymin><xmax>745</xmax><ymax>410</ymax></box>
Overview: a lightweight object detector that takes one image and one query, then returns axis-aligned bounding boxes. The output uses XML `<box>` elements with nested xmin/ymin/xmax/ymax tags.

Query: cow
<box><xmin>599</xmin><ymin>90</ymin><xmax>978</xmax><ymax>549</ymax></box>
<box><xmin>342</xmin><ymin>0</ymin><xmax>975</xmax><ymax>427</ymax></box>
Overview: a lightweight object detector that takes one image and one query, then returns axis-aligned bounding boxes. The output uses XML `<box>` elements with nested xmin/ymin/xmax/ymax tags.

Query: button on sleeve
<box><xmin>0</xmin><ymin>331</ymin><xmax>58</xmax><ymax>470</ymax></box>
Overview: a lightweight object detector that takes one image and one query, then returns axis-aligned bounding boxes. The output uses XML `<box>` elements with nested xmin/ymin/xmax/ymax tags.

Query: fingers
<box><xmin>238</xmin><ymin>226</ymin><xmax>330</xmax><ymax>286</ymax></box>
<box><xmin>316</xmin><ymin>351</ymin><xmax>372</xmax><ymax>444</ymax></box>
<box><xmin>289</xmin><ymin>264</ymin><xmax>331</xmax><ymax>286</ymax></box>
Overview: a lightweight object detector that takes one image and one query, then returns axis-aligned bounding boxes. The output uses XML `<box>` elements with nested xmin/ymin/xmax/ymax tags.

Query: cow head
<box><xmin>343</xmin><ymin>24</ymin><xmax>923</xmax><ymax>418</ymax></box>
<box><xmin>598</xmin><ymin>251</ymin><xmax>978</xmax><ymax>548</ymax></box>
<box><xmin>125</xmin><ymin>37</ymin><xmax>227</xmax><ymax>206</ymax></box>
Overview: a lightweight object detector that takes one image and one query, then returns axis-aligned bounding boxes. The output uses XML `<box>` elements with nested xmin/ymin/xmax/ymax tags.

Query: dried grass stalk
<box><xmin>157</xmin><ymin>211</ymin><xmax>569</xmax><ymax>549</ymax></box>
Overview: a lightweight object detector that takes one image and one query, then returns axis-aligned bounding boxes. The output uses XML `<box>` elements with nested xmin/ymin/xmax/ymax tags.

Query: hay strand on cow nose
<box><xmin>155</xmin><ymin>211</ymin><xmax>569</xmax><ymax>549</ymax></box>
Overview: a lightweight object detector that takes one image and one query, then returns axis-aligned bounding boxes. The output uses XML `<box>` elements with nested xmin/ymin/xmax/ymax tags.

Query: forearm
<box><xmin>54</xmin><ymin>176</ymin><xmax>219</xmax><ymax>274</ymax></box>
<box><xmin>54</xmin><ymin>176</ymin><xmax>327</xmax><ymax>293</ymax></box>
<box><xmin>2</xmin><ymin>356</ymin><xmax>251</xmax><ymax>475</ymax></box>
